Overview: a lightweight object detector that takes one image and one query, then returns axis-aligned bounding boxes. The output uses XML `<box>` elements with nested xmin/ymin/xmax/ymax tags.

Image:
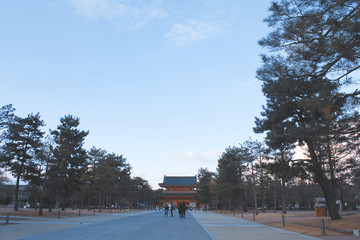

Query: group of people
<box><xmin>164</xmin><ymin>203</ymin><xmax>188</xmax><ymax>218</ymax></box>
<box><xmin>177</xmin><ymin>203</ymin><xmax>187</xmax><ymax>218</ymax></box>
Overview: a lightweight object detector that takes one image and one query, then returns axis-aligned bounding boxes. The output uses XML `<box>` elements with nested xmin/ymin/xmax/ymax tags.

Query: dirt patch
<box><xmin>218</xmin><ymin>210</ymin><xmax>360</xmax><ymax>237</ymax></box>
<box><xmin>0</xmin><ymin>208</ymin><xmax>141</xmax><ymax>221</ymax></box>
<box><xmin>0</xmin><ymin>209</ymin><xmax>92</xmax><ymax>219</ymax></box>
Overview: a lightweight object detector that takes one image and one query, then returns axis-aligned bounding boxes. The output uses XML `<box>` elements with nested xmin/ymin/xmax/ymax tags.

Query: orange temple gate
<box><xmin>157</xmin><ymin>176</ymin><xmax>198</xmax><ymax>208</ymax></box>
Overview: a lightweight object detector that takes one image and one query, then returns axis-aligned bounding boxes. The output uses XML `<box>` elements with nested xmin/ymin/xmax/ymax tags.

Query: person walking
<box><xmin>183</xmin><ymin>204</ymin><xmax>187</xmax><ymax>218</ymax></box>
<box><xmin>178</xmin><ymin>203</ymin><xmax>182</xmax><ymax>218</ymax></box>
<box><xmin>170</xmin><ymin>204</ymin><xmax>175</xmax><ymax>217</ymax></box>
<box><xmin>164</xmin><ymin>204</ymin><xmax>169</xmax><ymax>216</ymax></box>
<box><xmin>178</xmin><ymin>203</ymin><xmax>185</xmax><ymax>219</ymax></box>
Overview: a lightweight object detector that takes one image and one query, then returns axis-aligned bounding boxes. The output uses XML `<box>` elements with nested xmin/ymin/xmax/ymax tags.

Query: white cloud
<box><xmin>66</xmin><ymin>0</ymin><xmax>167</xmax><ymax>28</ymax></box>
<box><xmin>177</xmin><ymin>150</ymin><xmax>196</xmax><ymax>159</ymax></box>
<box><xmin>158</xmin><ymin>150</ymin><xmax>171</xmax><ymax>158</ymax></box>
<box><xmin>176</xmin><ymin>149</ymin><xmax>220</xmax><ymax>163</ymax></box>
<box><xmin>158</xmin><ymin>149</ymin><xmax>220</xmax><ymax>164</ymax></box>
<box><xmin>181</xmin><ymin>164</ymin><xmax>196</xmax><ymax>173</ymax></box>
<box><xmin>165</xmin><ymin>20</ymin><xmax>223</xmax><ymax>46</ymax></box>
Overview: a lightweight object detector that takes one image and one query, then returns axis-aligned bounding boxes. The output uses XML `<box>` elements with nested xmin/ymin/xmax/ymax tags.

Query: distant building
<box><xmin>157</xmin><ymin>175</ymin><xmax>197</xmax><ymax>208</ymax></box>
<box><xmin>0</xmin><ymin>185</ymin><xmax>30</xmax><ymax>206</ymax></box>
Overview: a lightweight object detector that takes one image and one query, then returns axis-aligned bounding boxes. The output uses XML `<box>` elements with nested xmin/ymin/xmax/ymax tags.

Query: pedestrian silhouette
<box><xmin>170</xmin><ymin>204</ymin><xmax>175</xmax><ymax>217</ymax></box>
<box><xmin>164</xmin><ymin>204</ymin><xmax>169</xmax><ymax>216</ymax></box>
<box><xmin>178</xmin><ymin>203</ymin><xmax>186</xmax><ymax>219</ymax></box>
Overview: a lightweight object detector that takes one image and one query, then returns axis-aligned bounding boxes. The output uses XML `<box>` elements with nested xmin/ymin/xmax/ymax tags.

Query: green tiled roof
<box><xmin>160</xmin><ymin>176</ymin><xmax>197</xmax><ymax>186</ymax></box>
<box><xmin>157</xmin><ymin>192</ymin><xmax>196</xmax><ymax>197</ymax></box>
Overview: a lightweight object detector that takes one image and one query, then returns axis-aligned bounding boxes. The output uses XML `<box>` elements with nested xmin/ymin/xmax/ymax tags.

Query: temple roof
<box><xmin>157</xmin><ymin>192</ymin><xmax>196</xmax><ymax>197</ymax></box>
<box><xmin>159</xmin><ymin>176</ymin><xmax>197</xmax><ymax>186</ymax></box>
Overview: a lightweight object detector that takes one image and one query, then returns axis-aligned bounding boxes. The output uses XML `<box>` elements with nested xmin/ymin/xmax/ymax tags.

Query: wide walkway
<box><xmin>1</xmin><ymin>210</ymin><xmax>211</xmax><ymax>240</ymax></box>
<box><xmin>191</xmin><ymin>211</ymin><xmax>320</xmax><ymax>240</ymax></box>
<box><xmin>0</xmin><ymin>210</ymin><xmax>331</xmax><ymax>240</ymax></box>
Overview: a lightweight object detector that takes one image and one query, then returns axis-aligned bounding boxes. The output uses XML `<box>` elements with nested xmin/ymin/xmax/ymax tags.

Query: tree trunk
<box><xmin>260</xmin><ymin>155</ymin><xmax>265</xmax><ymax>213</ymax></box>
<box><xmin>14</xmin><ymin>173</ymin><xmax>21</xmax><ymax>211</ymax></box>
<box><xmin>281</xmin><ymin>177</ymin><xmax>287</xmax><ymax>214</ymax></box>
<box><xmin>252</xmin><ymin>163</ymin><xmax>258</xmax><ymax>215</ymax></box>
<box><xmin>62</xmin><ymin>195</ymin><xmax>66</xmax><ymax>211</ymax></box>
<box><xmin>98</xmin><ymin>186</ymin><xmax>103</xmax><ymax>213</ymax></box>
<box><xmin>39</xmin><ymin>189</ymin><xmax>44</xmax><ymax>216</ymax></box>
<box><xmin>88</xmin><ymin>189</ymin><xmax>91</xmax><ymax>211</ymax></box>
<box><xmin>242</xmin><ymin>192</ymin><xmax>248</xmax><ymax>212</ymax></box>
<box><xmin>317</xmin><ymin>175</ymin><xmax>341</xmax><ymax>219</ymax></box>
<box><xmin>229</xmin><ymin>196</ymin><xmax>232</xmax><ymax>212</ymax></box>
<box><xmin>307</xmin><ymin>141</ymin><xmax>341</xmax><ymax>220</ymax></box>
<box><xmin>48</xmin><ymin>195</ymin><xmax>53</xmax><ymax>212</ymax></box>
<box><xmin>327</xmin><ymin>140</ymin><xmax>337</xmax><ymax>195</ymax></box>
<box><xmin>274</xmin><ymin>179</ymin><xmax>277</xmax><ymax>213</ymax></box>
<box><xmin>34</xmin><ymin>195</ymin><xmax>38</xmax><ymax>210</ymax></box>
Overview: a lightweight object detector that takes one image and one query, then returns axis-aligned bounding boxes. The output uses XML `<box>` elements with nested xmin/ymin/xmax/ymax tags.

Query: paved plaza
<box><xmin>192</xmin><ymin>211</ymin><xmax>320</xmax><ymax>240</ymax></box>
<box><xmin>0</xmin><ymin>210</ymin><xmax>338</xmax><ymax>240</ymax></box>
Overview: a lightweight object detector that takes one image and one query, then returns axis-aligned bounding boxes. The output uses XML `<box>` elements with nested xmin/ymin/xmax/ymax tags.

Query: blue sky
<box><xmin>1</xmin><ymin>0</ymin><xmax>270</xmax><ymax>188</ymax></box>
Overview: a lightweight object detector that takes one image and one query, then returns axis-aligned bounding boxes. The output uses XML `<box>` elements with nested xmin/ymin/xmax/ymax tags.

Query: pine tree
<box><xmin>50</xmin><ymin>115</ymin><xmax>89</xmax><ymax>210</ymax></box>
<box><xmin>0</xmin><ymin>113</ymin><xmax>44</xmax><ymax>210</ymax></box>
<box><xmin>255</xmin><ymin>0</ymin><xmax>360</xmax><ymax>220</ymax></box>
<box><xmin>196</xmin><ymin>168</ymin><xmax>215</xmax><ymax>208</ymax></box>
<box><xmin>215</xmin><ymin>145</ymin><xmax>253</xmax><ymax>211</ymax></box>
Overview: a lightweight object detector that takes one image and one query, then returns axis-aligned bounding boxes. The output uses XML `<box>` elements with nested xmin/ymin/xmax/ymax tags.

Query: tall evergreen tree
<box><xmin>31</xmin><ymin>137</ymin><xmax>53</xmax><ymax>216</ymax></box>
<box><xmin>196</xmin><ymin>168</ymin><xmax>215</xmax><ymax>208</ymax></box>
<box><xmin>255</xmin><ymin>0</ymin><xmax>360</xmax><ymax>220</ymax></box>
<box><xmin>215</xmin><ymin>145</ymin><xmax>252</xmax><ymax>211</ymax></box>
<box><xmin>129</xmin><ymin>177</ymin><xmax>153</xmax><ymax>208</ymax></box>
<box><xmin>94</xmin><ymin>152</ymin><xmax>128</xmax><ymax>211</ymax></box>
<box><xmin>83</xmin><ymin>147</ymin><xmax>107</xmax><ymax>210</ymax></box>
<box><xmin>50</xmin><ymin>115</ymin><xmax>89</xmax><ymax>210</ymax></box>
<box><xmin>0</xmin><ymin>113</ymin><xmax>44</xmax><ymax>210</ymax></box>
<box><xmin>265</xmin><ymin>144</ymin><xmax>299</xmax><ymax>214</ymax></box>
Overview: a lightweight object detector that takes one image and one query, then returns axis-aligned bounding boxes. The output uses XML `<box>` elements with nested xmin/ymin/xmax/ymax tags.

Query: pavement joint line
<box><xmin>203</xmin><ymin>224</ymin><xmax>262</xmax><ymax>227</ymax></box>
<box><xmin>189</xmin><ymin>211</ymin><xmax>217</xmax><ymax>240</ymax></box>
<box><xmin>0</xmin><ymin>220</ymin><xmax>94</xmax><ymax>225</ymax></box>
<box><xmin>261</xmin><ymin>225</ymin><xmax>322</xmax><ymax>240</ymax></box>
<box><xmin>194</xmin><ymin>211</ymin><xmax>323</xmax><ymax>240</ymax></box>
<box><xmin>200</xmin><ymin>220</ymin><xmax>252</xmax><ymax>223</ymax></box>
<box><xmin>196</xmin><ymin>213</ymin><xmax>264</xmax><ymax>226</ymax></box>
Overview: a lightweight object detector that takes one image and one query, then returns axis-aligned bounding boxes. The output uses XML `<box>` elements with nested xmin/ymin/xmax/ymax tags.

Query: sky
<box><xmin>0</xmin><ymin>0</ymin><xmax>271</xmax><ymax>189</ymax></box>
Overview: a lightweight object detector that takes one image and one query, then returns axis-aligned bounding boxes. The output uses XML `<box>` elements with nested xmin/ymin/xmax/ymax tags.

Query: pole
<box><xmin>252</xmin><ymin>163</ymin><xmax>258</xmax><ymax>215</ymax></box>
<box><xmin>260</xmin><ymin>154</ymin><xmax>264</xmax><ymax>213</ymax></box>
<box><xmin>320</xmin><ymin>219</ymin><xmax>326</xmax><ymax>236</ymax></box>
<box><xmin>282</xmin><ymin>215</ymin><xmax>285</xmax><ymax>227</ymax></box>
<box><xmin>6</xmin><ymin>212</ymin><xmax>10</xmax><ymax>224</ymax></box>
<box><xmin>274</xmin><ymin>179</ymin><xmax>277</xmax><ymax>213</ymax></box>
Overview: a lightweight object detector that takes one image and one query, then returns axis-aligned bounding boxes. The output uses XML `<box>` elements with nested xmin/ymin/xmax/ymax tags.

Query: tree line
<box><xmin>197</xmin><ymin>0</ymin><xmax>360</xmax><ymax>221</ymax></box>
<box><xmin>0</xmin><ymin>104</ymin><xmax>156</xmax><ymax>215</ymax></box>
<box><xmin>1</xmin><ymin>0</ymin><xmax>359</xmax><ymax>222</ymax></box>
<box><xmin>196</xmin><ymin>138</ymin><xmax>359</xmax><ymax>217</ymax></box>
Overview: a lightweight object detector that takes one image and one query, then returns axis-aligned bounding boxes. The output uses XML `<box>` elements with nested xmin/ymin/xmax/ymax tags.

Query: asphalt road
<box><xmin>4</xmin><ymin>210</ymin><xmax>352</xmax><ymax>240</ymax></box>
<box><xmin>15</xmin><ymin>211</ymin><xmax>212</xmax><ymax>240</ymax></box>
